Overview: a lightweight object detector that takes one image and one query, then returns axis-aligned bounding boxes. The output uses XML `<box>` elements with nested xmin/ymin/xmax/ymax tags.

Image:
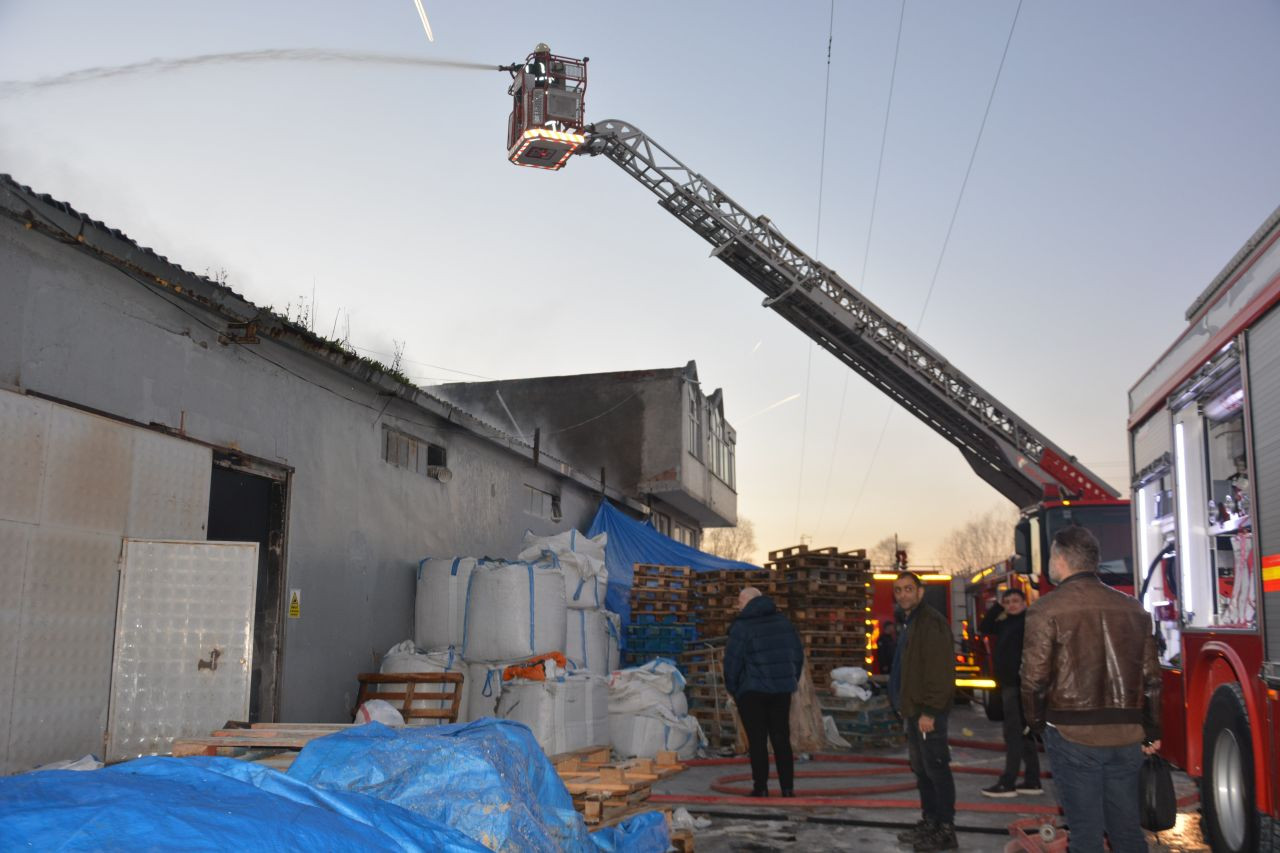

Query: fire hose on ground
<box><xmin>646</xmin><ymin>744</ymin><xmax>1199</xmax><ymax>848</ymax></box>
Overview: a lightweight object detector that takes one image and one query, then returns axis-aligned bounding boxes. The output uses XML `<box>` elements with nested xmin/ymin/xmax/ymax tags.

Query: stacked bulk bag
<box><xmin>607</xmin><ymin>659</ymin><xmax>704</xmax><ymax>759</ymax></box>
<box><xmin>610</xmin><ymin>708</ymin><xmax>703</xmax><ymax>760</ymax></box>
<box><xmin>517</xmin><ymin>529</ymin><xmax>609</xmax><ymax>610</ymax></box>
<box><xmin>415</xmin><ymin>557</ymin><xmax>479</xmax><ymax>651</ymax></box>
<box><xmin>564</xmin><ymin>609</ymin><xmax>622</xmax><ymax>675</ymax></box>
<box><xmin>462</xmin><ymin>560</ymin><xmax>567</xmax><ymax>662</ymax></box>
<box><xmin>496</xmin><ymin>672</ymin><xmax>609</xmax><ymax>755</ymax></box>
<box><xmin>462</xmin><ymin>660</ymin><xmax>508</xmax><ymax>722</ymax></box>
<box><xmin>377</xmin><ymin>641</ymin><xmax>469</xmax><ymax>725</ymax></box>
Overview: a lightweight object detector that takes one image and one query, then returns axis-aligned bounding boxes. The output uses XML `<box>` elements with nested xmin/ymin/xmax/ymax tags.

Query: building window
<box><xmin>706</xmin><ymin>406</ymin><xmax>736</xmax><ymax>489</ymax></box>
<box><xmin>383</xmin><ymin>426</ymin><xmax>447</xmax><ymax>478</ymax></box>
<box><xmin>670</xmin><ymin>521</ymin><xmax>700</xmax><ymax>549</ymax></box>
<box><xmin>687</xmin><ymin>383</ymin><xmax>702</xmax><ymax>461</ymax></box>
<box><xmin>653</xmin><ymin>511</ymin><xmax>672</xmax><ymax>537</ymax></box>
<box><xmin>525</xmin><ymin>484</ymin><xmax>561</xmax><ymax>521</ymax></box>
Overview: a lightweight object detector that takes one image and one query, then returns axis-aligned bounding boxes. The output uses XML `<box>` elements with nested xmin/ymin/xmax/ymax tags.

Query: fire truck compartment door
<box><xmin>1247</xmin><ymin>304</ymin><xmax>1280</xmax><ymax>661</ymax></box>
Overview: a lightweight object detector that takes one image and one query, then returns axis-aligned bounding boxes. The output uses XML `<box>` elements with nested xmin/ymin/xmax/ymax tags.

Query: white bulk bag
<box><xmin>565</xmin><ymin>609</ymin><xmax>622</xmax><ymax>674</ymax></box>
<box><xmin>378</xmin><ymin>641</ymin><xmax>468</xmax><ymax>725</ymax></box>
<box><xmin>497</xmin><ymin>673</ymin><xmax>609</xmax><ymax>755</ymax></box>
<box><xmin>609</xmin><ymin>705</ymin><xmax>704</xmax><ymax>760</ymax></box>
<box><xmin>415</xmin><ymin>557</ymin><xmax>478</xmax><ymax>651</ymax></box>
<box><xmin>463</xmin><ymin>560</ymin><xmax>567</xmax><ymax>662</ymax></box>
<box><xmin>604</xmin><ymin>611</ymin><xmax>621</xmax><ymax>674</ymax></box>
<box><xmin>517</xmin><ymin>529</ymin><xmax>609</xmax><ymax>610</ymax></box>
<box><xmin>608</xmin><ymin>658</ymin><xmax>688</xmax><ymax>717</ymax></box>
<box><xmin>462</xmin><ymin>660</ymin><xmax>508</xmax><ymax>722</ymax></box>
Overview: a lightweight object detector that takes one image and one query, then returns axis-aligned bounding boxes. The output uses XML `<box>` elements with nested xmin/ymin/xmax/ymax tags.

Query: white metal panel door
<box><xmin>106</xmin><ymin>539</ymin><xmax>257</xmax><ymax>763</ymax></box>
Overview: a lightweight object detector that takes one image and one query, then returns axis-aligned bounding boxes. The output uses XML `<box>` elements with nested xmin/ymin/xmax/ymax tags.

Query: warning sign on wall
<box><xmin>288</xmin><ymin>588</ymin><xmax>302</xmax><ymax>619</ymax></box>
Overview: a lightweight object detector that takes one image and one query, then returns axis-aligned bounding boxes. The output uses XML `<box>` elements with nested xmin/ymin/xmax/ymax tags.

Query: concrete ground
<box><xmin>653</xmin><ymin>703</ymin><xmax>1207</xmax><ymax>852</ymax></box>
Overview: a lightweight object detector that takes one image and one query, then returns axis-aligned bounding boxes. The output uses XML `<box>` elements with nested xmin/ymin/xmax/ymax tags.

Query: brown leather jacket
<box><xmin>1021</xmin><ymin>572</ymin><xmax>1161</xmax><ymax>740</ymax></box>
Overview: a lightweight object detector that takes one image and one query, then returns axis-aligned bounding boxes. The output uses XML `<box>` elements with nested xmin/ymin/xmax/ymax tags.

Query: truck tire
<box><xmin>1201</xmin><ymin>683</ymin><xmax>1258</xmax><ymax>853</ymax></box>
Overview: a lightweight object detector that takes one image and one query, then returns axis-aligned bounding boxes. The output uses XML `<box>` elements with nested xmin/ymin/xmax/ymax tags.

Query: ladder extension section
<box><xmin>582</xmin><ymin>120</ymin><xmax>1118</xmax><ymax>506</ymax></box>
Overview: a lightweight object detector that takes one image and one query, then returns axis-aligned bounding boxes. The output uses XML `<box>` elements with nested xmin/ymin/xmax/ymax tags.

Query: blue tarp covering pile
<box><xmin>587</xmin><ymin>499</ymin><xmax>758</xmax><ymax>626</ymax></box>
<box><xmin>0</xmin><ymin>720</ymin><xmax>669</xmax><ymax>852</ymax></box>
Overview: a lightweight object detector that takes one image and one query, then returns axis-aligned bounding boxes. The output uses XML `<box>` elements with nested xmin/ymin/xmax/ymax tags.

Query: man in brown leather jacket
<box><xmin>1022</xmin><ymin>525</ymin><xmax>1161</xmax><ymax>853</ymax></box>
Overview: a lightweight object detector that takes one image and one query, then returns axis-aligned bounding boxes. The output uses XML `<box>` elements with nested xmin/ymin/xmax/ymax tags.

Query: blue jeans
<box><xmin>1043</xmin><ymin>726</ymin><xmax>1147</xmax><ymax>853</ymax></box>
<box><xmin>906</xmin><ymin>711</ymin><xmax>955</xmax><ymax>825</ymax></box>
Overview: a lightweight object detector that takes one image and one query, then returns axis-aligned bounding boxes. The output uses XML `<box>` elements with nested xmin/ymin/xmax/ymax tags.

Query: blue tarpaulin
<box><xmin>586</xmin><ymin>500</ymin><xmax>759</xmax><ymax>626</ymax></box>
<box><xmin>288</xmin><ymin>719</ymin><xmax>593</xmax><ymax>851</ymax></box>
<box><xmin>0</xmin><ymin>754</ymin><xmax>487</xmax><ymax>852</ymax></box>
<box><xmin>0</xmin><ymin>721</ymin><xmax>670</xmax><ymax>853</ymax></box>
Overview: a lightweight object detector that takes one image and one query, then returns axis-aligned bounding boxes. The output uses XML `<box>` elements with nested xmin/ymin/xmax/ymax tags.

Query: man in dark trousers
<box><xmin>978</xmin><ymin>587</ymin><xmax>1042</xmax><ymax>797</ymax></box>
<box><xmin>876</xmin><ymin>620</ymin><xmax>898</xmax><ymax>676</ymax></box>
<box><xmin>724</xmin><ymin>586</ymin><xmax>804</xmax><ymax>798</ymax></box>
<box><xmin>891</xmin><ymin>571</ymin><xmax>958</xmax><ymax>852</ymax></box>
<box><xmin>1022</xmin><ymin>525</ymin><xmax>1161</xmax><ymax>853</ymax></box>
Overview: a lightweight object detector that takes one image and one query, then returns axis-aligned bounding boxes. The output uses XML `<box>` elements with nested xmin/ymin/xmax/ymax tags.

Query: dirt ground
<box><xmin>653</xmin><ymin>703</ymin><xmax>1206</xmax><ymax>852</ymax></box>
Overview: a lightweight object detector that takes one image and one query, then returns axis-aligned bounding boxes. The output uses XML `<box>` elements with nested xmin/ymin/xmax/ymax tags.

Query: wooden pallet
<box><xmin>170</xmin><ymin>722</ymin><xmax>354</xmax><ymax>758</ymax></box>
<box><xmin>633</xmin><ymin>563</ymin><xmax>692</xmax><ymax>579</ymax></box>
<box><xmin>550</xmin><ymin>746</ymin><xmax>685</xmax><ymax>826</ymax></box>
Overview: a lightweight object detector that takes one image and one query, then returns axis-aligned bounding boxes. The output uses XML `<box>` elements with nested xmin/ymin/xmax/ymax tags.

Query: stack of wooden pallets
<box><xmin>549</xmin><ymin>745</ymin><xmax>689</xmax><ymax>836</ymax></box>
<box><xmin>625</xmin><ymin>564</ymin><xmax>697</xmax><ymax>666</ymax></box>
<box><xmin>678</xmin><ymin>644</ymin><xmax>738</xmax><ymax>751</ymax></box>
<box><xmin>764</xmin><ymin>544</ymin><xmax>873</xmax><ymax>690</ymax></box>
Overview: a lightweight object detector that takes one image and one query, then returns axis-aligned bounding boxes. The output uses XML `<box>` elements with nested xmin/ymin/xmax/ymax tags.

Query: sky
<box><xmin>2</xmin><ymin>1</ymin><xmax>1279</xmax><ymax>567</ymax></box>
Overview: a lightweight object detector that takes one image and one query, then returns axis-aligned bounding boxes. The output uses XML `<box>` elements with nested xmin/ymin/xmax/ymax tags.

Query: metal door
<box><xmin>105</xmin><ymin>539</ymin><xmax>257</xmax><ymax>762</ymax></box>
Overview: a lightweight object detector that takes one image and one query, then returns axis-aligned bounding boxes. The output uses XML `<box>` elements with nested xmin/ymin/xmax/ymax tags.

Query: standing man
<box><xmin>890</xmin><ymin>572</ymin><xmax>958</xmax><ymax>852</ymax></box>
<box><xmin>1022</xmin><ymin>526</ymin><xmax>1161</xmax><ymax>853</ymax></box>
<box><xmin>877</xmin><ymin>620</ymin><xmax>899</xmax><ymax>676</ymax></box>
<box><xmin>725</xmin><ymin>586</ymin><xmax>805</xmax><ymax>798</ymax></box>
<box><xmin>978</xmin><ymin>588</ymin><xmax>1042</xmax><ymax>797</ymax></box>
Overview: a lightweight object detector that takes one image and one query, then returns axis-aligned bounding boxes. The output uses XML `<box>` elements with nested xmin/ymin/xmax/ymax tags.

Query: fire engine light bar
<box><xmin>508</xmin><ymin>128</ymin><xmax>586</xmax><ymax>171</ymax></box>
<box><xmin>955</xmin><ymin>678</ymin><xmax>997</xmax><ymax>689</ymax></box>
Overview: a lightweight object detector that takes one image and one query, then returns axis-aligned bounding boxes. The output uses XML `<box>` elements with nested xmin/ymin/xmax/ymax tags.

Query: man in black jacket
<box><xmin>978</xmin><ymin>588</ymin><xmax>1041</xmax><ymax>797</ymax></box>
<box><xmin>725</xmin><ymin>586</ymin><xmax>805</xmax><ymax>797</ymax></box>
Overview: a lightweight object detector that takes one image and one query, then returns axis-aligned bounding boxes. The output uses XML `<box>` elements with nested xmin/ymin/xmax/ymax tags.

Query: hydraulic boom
<box><xmin>499</xmin><ymin>46</ymin><xmax>1119</xmax><ymax>509</ymax></box>
<box><xmin>579</xmin><ymin>119</ymin><xmax>1117</xmax><ymax>507</ymax></box>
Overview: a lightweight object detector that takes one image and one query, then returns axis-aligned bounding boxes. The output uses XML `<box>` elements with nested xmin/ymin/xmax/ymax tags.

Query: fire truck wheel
<box><xmin>1201</xmin><ymin>683</ymin><xmax>1258</xmax><ymax>853</ymax></box>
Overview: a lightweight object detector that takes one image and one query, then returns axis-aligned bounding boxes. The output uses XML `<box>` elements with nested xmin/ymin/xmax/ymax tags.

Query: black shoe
<box><xmin>749</xmin><ymin>787</ymin><xmax>768</xmax><ymax>797</ymax></box>
<box><xmin>914</xmin><ymin>823</ymin><xmax>958</xmax><ymax>852</ymax></box>
<box><xmin>896</xmin><ymin>819</ymin><xmax>933</xmax><ymax>844</ymax></box>
<box><xmin>781</xmin><ymin>789</ymin><xmax>796</xmax><ymax>798</ymax></box>
<box><xmin>1016</xmin><ymin>781</ymin><xmax>1043</xmax><ymax>795</ymax></box>
<box><xmin>981</xmin><ymin>781</ymin><xmax>1018</xmax><ymax>798</ymax></box>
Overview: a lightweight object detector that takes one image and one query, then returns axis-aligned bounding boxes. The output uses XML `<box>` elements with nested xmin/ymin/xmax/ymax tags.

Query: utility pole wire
<box><xmin>793</xmin><ymin>1</ymin><xmax>837</xmax><ymax>541</ymax></box>
<box><xmin>838</xmin><ymin>0</ymin><xmax>1024</xmax><ymax>545</ymax></box>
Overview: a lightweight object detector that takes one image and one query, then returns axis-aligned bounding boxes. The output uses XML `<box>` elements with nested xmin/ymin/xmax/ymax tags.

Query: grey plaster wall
<box><xmin>433</xmin><ymin>365</ymin><xmax>739</xmax><ymax>527</ymax></box>
<box><xmin>0</xmin><ymin>222</ymin><xmax>604</xmax><ymax>723</ymax></box>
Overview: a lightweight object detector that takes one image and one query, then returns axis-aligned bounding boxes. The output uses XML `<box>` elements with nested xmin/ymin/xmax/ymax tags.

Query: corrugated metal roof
<box><xmin>0</xmin><ymin>173</ymin><xmax>645</xmax><ymax>511</ymax></box>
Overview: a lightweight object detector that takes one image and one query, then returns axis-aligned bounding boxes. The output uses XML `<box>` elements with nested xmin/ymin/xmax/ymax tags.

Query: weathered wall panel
<box><xmin>1</xmin><ymin>207</ymin><xmax>640</xmax><ymax>728</ymax></box>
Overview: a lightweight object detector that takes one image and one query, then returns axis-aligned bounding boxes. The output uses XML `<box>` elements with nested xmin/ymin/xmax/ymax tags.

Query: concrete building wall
<box><xmin>0</xmin><ymin>217</ymin><xmax>607</xmax><ymax>726</ymax></box>
<box><xmin>436</xmin><ymin>363</ymin><xmax>738</xmax><ymax>529</ymax></box>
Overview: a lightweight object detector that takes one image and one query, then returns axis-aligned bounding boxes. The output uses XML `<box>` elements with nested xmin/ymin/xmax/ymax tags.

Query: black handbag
<box><xmin>1138</xmin><ymin>752</ymin><xmax>1177</xmax><ymax>831</ymax></box>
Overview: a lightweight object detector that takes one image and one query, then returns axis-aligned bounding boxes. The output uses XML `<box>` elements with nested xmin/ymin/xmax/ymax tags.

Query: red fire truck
<box><xmin>1128</xmin><ymin>204</ymin><xmax>1280</xmax><ymax>852</ymax></box>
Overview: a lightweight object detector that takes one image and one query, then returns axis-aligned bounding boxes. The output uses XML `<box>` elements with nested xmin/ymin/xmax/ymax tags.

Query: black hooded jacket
<box><xmin>724</xmin><ymin>596</ymin><xmax>805</xmax><ymax>697</ymax></box>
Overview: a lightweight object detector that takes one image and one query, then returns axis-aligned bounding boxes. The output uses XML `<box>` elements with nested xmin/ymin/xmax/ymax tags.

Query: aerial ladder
<box><xmin>499</xmin><ymin>46</ymin><xmax>1130</xmax><ymax>587</ymax></box>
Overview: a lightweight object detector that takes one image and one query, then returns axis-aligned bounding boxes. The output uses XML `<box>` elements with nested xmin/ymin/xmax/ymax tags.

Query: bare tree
<box><xmin>938</xmin><ymin>505</ymin><xmax>1020</xmax><ymax>577</ymax></box>
<box><xmin>703</xmin><ymin>518</ymin><xmax>757</xmax><ymax>563</ymax></box>
<box><xmin>869</xmin><ymin>535</ymin><xmax>911</xmax><ymax>569</ymax></box>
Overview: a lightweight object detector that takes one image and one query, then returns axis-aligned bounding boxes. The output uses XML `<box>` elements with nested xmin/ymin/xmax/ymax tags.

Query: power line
<box><xmin>817</xmin><ymin>0</ymin><xmax>906</xmax><ymax>542</ymax></box>
<box><xmin>793</xmin><ymin>0</ymin><xmax>837</xmax><ymax>542</ymax></box>
<box><xmin>837</xmin><ymin>0</ymin><xmax>1024</xmax><ymax>544</ymax></box>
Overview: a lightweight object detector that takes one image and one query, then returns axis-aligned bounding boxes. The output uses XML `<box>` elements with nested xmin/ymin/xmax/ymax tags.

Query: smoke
<box><xmin>0</xmin><ymin>49</ymin><xmax>496</xmax><ymax>96</ymax></box>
